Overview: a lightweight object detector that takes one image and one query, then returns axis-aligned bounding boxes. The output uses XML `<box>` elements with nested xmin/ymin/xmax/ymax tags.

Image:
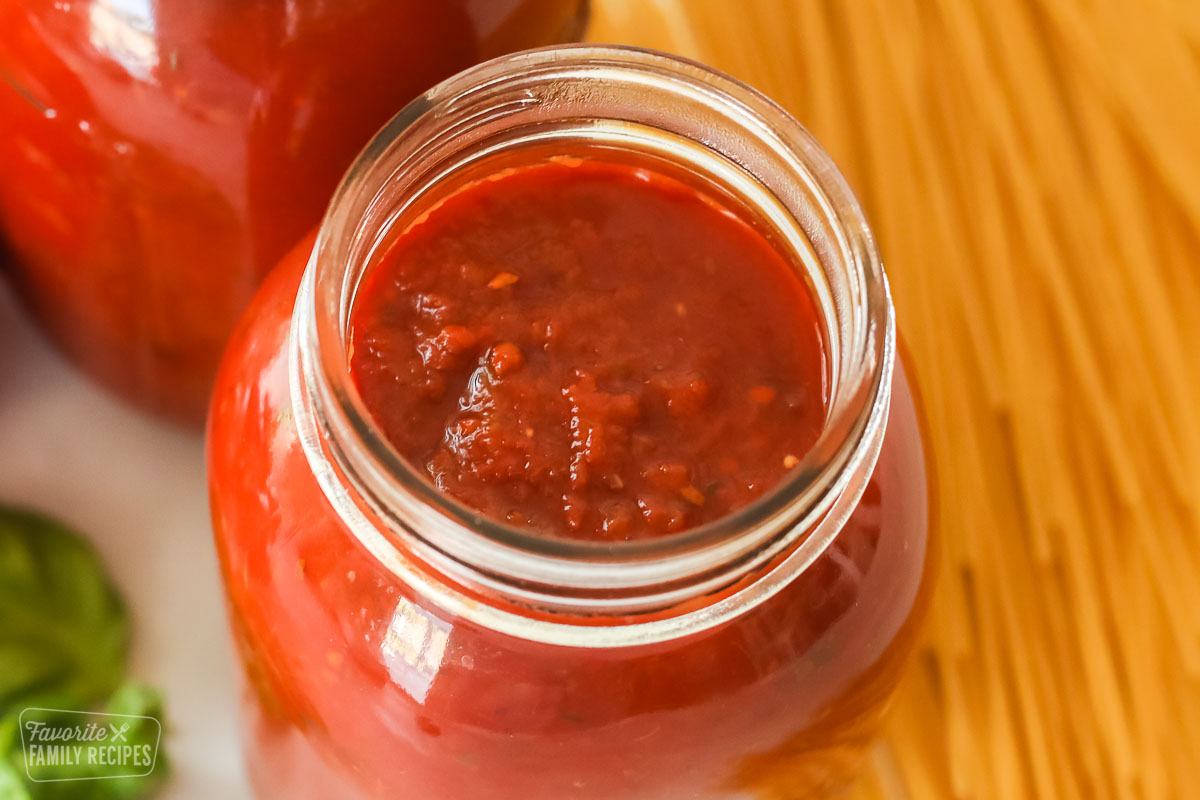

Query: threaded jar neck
<box><xmin>290</xmin><ymin>45</ymin><xmax>895</xmax><ymax>646</ymax></box>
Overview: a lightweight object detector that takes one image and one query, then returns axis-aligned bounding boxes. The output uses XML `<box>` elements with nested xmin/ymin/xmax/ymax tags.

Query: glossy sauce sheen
<box><xmin>350</xmin><ymin>158</ymin><xmax>828</xmax><ymax>539</ymax></box>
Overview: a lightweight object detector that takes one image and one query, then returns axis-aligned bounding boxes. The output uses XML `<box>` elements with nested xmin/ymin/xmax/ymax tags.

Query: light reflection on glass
<box><xmin>88</xmin><ymin>0</ymin><xmax>158</xmax><ymax>80</ymax></box>
<box><xmin>381</xmin><ymin>597</ymin><xmax>450</xmax><ymax>703</ymax></box>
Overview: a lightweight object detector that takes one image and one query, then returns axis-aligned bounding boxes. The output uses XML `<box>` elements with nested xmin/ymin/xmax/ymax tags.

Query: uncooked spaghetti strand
<box><xmin>1076</xmin><ymin>427</ymin><xmax>1172</xmax><ymax>800</ymax></box>
<box><xmin>829</xmin><ymin>11</ymin><xmax>991</xmax><ymax>795</ymax></box>
<box><xmin>975</xmin><ymin>554</ymin><xmax>1039</xmax><ymax>800</ymax></box>
<box><xmin>587</xmin><ymin>4</ymin><xmax>1200</xmax><ymax>798</ymax></box>
<box><xmin>932</xmin><ymin>0</ymin><xmax>1145</xmax><ymax>511</ymax></box>
<box><xmin>1068</xmin><ymin>79</ymin><xmax>1200</xmax><ymax>494</ymax></box>
<box><xmin>937</xmin><ymin>75</ymin><xmax>1062</xmax><ymax>561</ymax></box>
<box><xmin>1006</xmin><ymin>0</ymin><xmax>1200</xmax><ymax>506</ymax></box>
<box><xmin>969</xmin><ymin>417</ymin><xmax>1062</xmax><ymax>800</ymax></box>
<box><xmin>881</xmin><ymin>664</ymin><xmax>955</xmax><ymax>798</ymax></box>
<box><xmin>1035</xmin><ymin>0</ymin><xmax>1200</xmax><ymax>229</ymax></box>
<box><xmin>854</xmin><ymin>6</ymin><xmax>1060</xmax><ymax>796</ymax></box>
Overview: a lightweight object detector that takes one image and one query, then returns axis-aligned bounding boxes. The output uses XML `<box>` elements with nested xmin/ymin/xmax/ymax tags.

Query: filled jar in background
<box><xmin>207</xmin><ymin>46</ymin><xmax>935</xmax><ymax>799</ymax></box>
<box><xmin>0</xmin><ymin>0</ymin><xmax>587</xmax><ymax>423</ymax></box>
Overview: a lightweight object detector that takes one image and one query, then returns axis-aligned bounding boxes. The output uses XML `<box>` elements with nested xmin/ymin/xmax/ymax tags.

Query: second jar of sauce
<box><xmin>0</xmin><ymin>0</ymin><xmax>587</xmax><ymax>422</ymax></box>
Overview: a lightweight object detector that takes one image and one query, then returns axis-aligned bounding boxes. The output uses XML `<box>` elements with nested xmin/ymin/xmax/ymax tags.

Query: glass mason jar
<box><xmin>0</xmin><ymin>0</ymin><xmax>587</xmax><ymax>423</ymax></box>
<box><xmin>208</xmin><ymin>46</ymin><xmax>935</xmax><ymax>800</ymax></box>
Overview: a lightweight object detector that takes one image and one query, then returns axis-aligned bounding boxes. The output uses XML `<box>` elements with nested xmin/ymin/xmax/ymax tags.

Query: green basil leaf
<box><xmin>0</xmin><ymin>711</ymin><xmax>32</xmax><ymax>800</ymax></box>
<box><xmin>0</xmin><ymin>506</ymin><xmax>171</xmax><ymax>797</ymax></box>
<box><xmin>0</xmin><ymin>506</ymin><xmax>129</xmax><ymax>716</ymax></box>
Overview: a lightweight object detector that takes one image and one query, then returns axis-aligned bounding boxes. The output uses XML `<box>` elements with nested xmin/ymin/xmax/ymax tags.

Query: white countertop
<box><xmin>0</xmin><ymin>282</ymin><xmax>253</xmax><ymax>799</ymax></box>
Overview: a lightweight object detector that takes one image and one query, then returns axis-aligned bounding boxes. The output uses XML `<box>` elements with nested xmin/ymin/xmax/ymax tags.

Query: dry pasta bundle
<box><xmin>591</xmin><ymin>1</ymin><xmax>1200</xmax><ymax>797</ymax></box>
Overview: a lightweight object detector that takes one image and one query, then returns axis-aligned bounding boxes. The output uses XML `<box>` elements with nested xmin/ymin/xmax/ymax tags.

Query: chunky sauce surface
<box><xmin>350</xmin><ymin>157</ymin><xmax>828</xmax><ymax>539</ymax></box>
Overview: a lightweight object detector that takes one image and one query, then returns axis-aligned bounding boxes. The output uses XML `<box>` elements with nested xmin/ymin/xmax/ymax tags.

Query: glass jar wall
<box><xmin>0</xmin><ymin>0</ymin><xmax>587</xmax><ymax>423</ymax></box>
<box><xmin>207</xmin><ymin>47</ymin><xmax>936</xmax><ymax>799</ymax></box>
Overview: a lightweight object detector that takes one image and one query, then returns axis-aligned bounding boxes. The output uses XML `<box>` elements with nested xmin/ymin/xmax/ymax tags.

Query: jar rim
<box><xmin>290</xmin><ymin>44</ymin><xmax>895</xmax><ymax>645</ymax></box>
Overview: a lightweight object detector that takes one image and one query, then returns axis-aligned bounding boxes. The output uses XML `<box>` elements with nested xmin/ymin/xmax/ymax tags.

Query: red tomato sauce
<box><xmin>349</xmin><ymin>157</ymin><xmax>829</xmax><ymax>539</ymax></box>
<box><xmin>209</xmin><ymin>232</ymin><xmax>933</xmax><ymax>800</ymax></box>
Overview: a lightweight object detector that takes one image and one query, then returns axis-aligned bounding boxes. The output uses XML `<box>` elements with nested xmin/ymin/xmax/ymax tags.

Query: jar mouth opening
<box><xmin>293</xmin><ymin>45</ymin><xmax>894</xmax><ymax>615</ymax></box>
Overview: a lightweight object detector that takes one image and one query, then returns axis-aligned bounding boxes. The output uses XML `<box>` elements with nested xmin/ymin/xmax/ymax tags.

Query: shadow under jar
<box><xmin>208</xmin><ymin>46</ymin><xmax>936</xmax><ymax>800</ymax></box>
<box><xmin>0</xmin><ymin>0</ymin><xmax>587</xmax><ymax>423</ymax></box>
